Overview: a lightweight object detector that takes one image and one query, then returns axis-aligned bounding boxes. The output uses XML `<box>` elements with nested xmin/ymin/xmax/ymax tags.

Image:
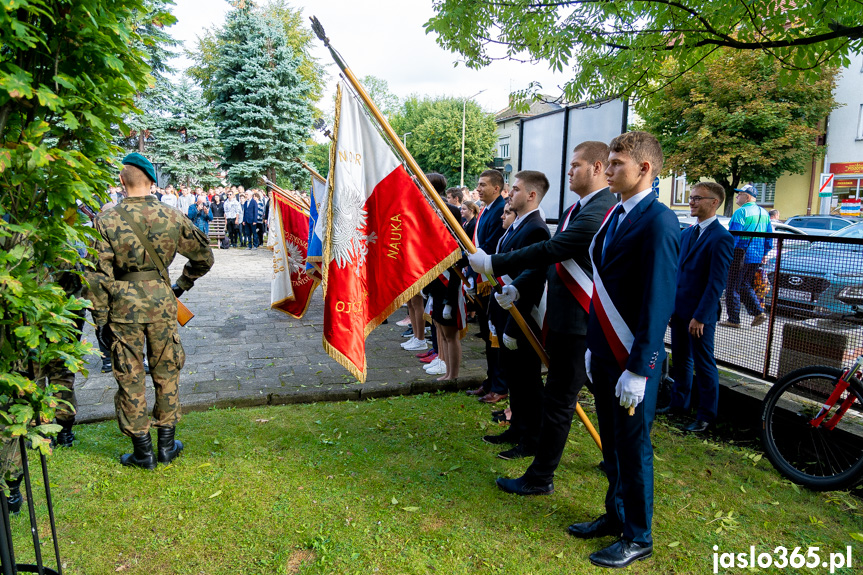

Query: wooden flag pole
<box><xmin>450</xmin><ymin>266</ymin><xmax>480</xmax><ymax>307</ymax></box>
<box><xmin>310</xmin><ymin>17</ymin><xmax>602</xmax><ymax>452</ymax></box>
<box><xmin>294</xmin><ymin>158</ymin><xmax>326</xmax><ymax>185</ymax></box>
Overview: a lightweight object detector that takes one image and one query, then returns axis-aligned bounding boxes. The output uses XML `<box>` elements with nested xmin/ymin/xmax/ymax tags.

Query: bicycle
<box><xmin>760</xmin><ymin>292</ymin><xmax>863</xmax><ymax>491</ymax></box>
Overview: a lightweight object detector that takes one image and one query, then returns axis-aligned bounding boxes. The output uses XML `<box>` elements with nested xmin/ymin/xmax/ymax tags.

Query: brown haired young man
<box><xmin>468</xmin><ymin>141</ymin><xmax>616</xmax><ymax>493</ymax></box>
<box><xmin>571</xmin><ymin>131</ymin><xmax>679</xmax><ymax>568</ymax></box>
<box><xmin>660</xmin><ymin>182</ymin><xmax>733</xmax><ymax>433</ymax></box>
<box><xmin>465</xmin><ymin>169</ymin><xmax>509</xmax><ymax>402</ymax></box>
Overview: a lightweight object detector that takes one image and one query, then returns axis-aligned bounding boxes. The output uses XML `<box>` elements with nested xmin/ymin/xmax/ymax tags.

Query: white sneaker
<box><xmin>426</xmin><ymin>361</ymin><xmax>447</xmax><ymax>375</ymax></box>
<box><xmin>423</xmin><ymin>357</ymin><xmax>441</xmax><ymax>370</ymax></box>
<box><xmin>400</xmin><ymin>337</ymin><xmax>419</xmax><ymax>349</ymax></box>
<box><xmin>403</xmin><ymin>338</ymin><xmax>428</xmax><ymax>351</ymax></box>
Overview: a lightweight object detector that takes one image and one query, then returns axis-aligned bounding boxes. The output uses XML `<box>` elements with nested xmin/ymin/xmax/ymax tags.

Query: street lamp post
<box><xmin>460</xmin><ymin>89</ymin><xmax>486</xmax><ymax>187</ymax></box>
<box><xmin>402</xmin><ymin>132</ymin><xmax>412</xmax><ymax>146</ymax></box>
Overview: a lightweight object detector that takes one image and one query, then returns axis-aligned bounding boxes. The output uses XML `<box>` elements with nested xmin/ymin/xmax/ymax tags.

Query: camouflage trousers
<box><xmin>110</xmin><ymin>321</ymin><xmax>185</xmax><ymax>437</ymax></box>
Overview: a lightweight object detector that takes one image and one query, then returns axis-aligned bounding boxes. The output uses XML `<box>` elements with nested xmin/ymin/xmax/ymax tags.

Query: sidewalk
<box><xmin>74</xmin><ymin>247</ymin><xmax>488</xmax><ymax>423</ymax></box>
<box><xmin>74</xmin><ymin>247</ymin><xmax>771</xmax><ymax>425</ymax></box>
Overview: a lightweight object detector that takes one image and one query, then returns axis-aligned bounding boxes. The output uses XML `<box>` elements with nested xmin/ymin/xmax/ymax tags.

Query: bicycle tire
<box><xmin>760</xmin><ymin>365</ymin><xmax>863</xmax><ymax>491</ymax></box>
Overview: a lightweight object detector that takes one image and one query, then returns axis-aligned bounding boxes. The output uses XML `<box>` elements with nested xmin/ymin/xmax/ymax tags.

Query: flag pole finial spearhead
<box><xmin>310</xmin><ymin>16</ymin><xmax>328</xmax><ymax>46</ymax></box>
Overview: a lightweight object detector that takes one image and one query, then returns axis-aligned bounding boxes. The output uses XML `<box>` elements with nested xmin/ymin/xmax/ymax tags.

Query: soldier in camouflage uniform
<box><xmin>86</xmin><ymin>153</ymin><xmax>214</xmax><ymax>469</ymax></box>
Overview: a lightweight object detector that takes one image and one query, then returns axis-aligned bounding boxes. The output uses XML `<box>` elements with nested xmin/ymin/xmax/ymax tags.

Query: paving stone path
<box><xmin>75</xmin><ymin>247</ymin><xmax>487</xmax><ymax>423</ymax></box>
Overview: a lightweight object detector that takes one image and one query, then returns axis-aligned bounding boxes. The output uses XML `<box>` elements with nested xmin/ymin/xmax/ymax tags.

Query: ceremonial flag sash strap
<box><xmin>554</xmin><ymin>203</ymin><xmax>592</xmax><ymax>313</ymax></box>
<box><xmin>588</xmin><ymin>203</ymin><xmax>632</xmax><ymax>370</ymax></box>
<box><xmin>473</xmin><ymin>206</ymin><xmax>490</xmax><ymax>286</ymax></box>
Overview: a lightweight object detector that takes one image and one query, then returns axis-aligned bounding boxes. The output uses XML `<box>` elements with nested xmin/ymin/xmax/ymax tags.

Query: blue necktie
<box><xmin>602</xmin><ymin>204</ymin><xmax>626</xmax><ymax>260</ymax></box>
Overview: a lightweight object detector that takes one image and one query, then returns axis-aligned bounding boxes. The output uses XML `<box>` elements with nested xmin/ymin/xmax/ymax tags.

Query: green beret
<box><xmin>122</xmin><ymin>152</ymin><xmax>157</xmax><ymax>184</ymax></box>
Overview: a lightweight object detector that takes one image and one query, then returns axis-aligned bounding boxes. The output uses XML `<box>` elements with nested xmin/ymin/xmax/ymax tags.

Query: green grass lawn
<box><xmin>8</xmin><ymin>391</ymin><xmax>863</xmax><ymax>574</ymax></box>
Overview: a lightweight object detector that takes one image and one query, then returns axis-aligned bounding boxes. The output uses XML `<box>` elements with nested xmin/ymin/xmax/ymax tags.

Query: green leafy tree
<box><xmin>391</xmin><ymin>96</ymin><xmax>495</xmax><ymax>185</ymax></box>
<box><xmin>119</xmin><ymin>0</ymin><xmax>179</xmax><ymax>153</ymax></box>
<box><xmin>187</xmin><ymin>0</ymin><xmax>326</xmax><ymax>116</ymax></box>
<box><xmin>211</xmin><ymin>2</ymin><xmax>313</xmax><ymax>188</ymax></box>
<box><xmin>152</xmin><ymin>79</ymin><xmax>224</xmax><ymax>188</ymax></box>
<box><xmin>361</xmin><ymin>75</ymin><xmax>400</xmax><ymax>119</ymax></box>
<box><xmin>0</xmin><ymin>0</ymin><xmax>170</xmax><ymax>453</ymax></box>
<box><xmin>637</xmin><ymin>50</ymin><xmax>837</xmax><ymax>216</ymax></box>
<box><xmin>426</xmin><ymin>0</ymin><xmax>863</xmax><ymax>103</ymax></box>
<box><xmin>304</xmin><ymin>141</ymin><xmax>331</xmax><ymax>181</ymax></box>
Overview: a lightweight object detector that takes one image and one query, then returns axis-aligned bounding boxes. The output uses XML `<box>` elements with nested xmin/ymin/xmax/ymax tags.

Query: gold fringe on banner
<box><xmin>364</xmin><ymin>249</ymin><xmax>460</xmax><ymax>338</ymax></box>
<box><xmin>269</xmin><ymin>194</ymin><xmax>321</xmax><ymax>319</ymax></box>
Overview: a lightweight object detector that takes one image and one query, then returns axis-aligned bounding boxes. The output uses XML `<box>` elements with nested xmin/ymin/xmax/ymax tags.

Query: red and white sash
<box><xmin>554</xmin><ymin>203</ymin><xmax>592</xmax><ymax>313</ymax></box>
<box><xmin>589</xmin><ymin>204</ymin><xmax>633</xmax><ymax>370</ymax></box>
<box><xmin>473</xmin><ymin>206</ymin><xmax>492</xmax><ymax>290</ymax></box>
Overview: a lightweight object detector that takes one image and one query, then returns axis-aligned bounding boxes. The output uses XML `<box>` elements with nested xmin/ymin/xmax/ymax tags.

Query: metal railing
<box><xmin>665</xmin><ymin>231</ymin><xmax>863</xmax><ymax>382</ymax></box>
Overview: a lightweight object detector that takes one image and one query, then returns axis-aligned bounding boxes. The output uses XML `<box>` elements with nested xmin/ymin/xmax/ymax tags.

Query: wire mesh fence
<box><xmin>665</xmin><ymin>228</ymin><xmax>863</xmax><ymax>382</ymax></box>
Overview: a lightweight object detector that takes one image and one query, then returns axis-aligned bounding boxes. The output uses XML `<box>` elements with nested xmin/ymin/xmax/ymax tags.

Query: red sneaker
<box><xmin>419</xmin><ymin>352</ymin><xmax>439</xmax><ymax>364</ymax></box>
<box><xmin>416</xmin><ymin>349</ymin><xmax>435</xmax><ymax>358</ymax></box>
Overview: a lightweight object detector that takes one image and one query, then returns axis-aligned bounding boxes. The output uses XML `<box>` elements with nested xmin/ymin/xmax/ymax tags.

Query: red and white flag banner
<box><xmin>321</xmin><ymin>81</ymin><xmax>461</xmax><ymax>381</ymax></box>
<box><xmin>270</xmin><ymin>191</ymin><xmax>320</xmax><ymax>319</ymax></box>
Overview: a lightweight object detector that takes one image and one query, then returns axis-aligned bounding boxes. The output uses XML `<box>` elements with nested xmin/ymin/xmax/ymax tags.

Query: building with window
<box><xmin>494</xmin><ymin>99</ymin><xmax>563</xmax><ymax>185</ymax></box>
<box><xmin>824</xmin><ymin>51</ymin><xmax>863</xmax><ymax>216</ymax></box>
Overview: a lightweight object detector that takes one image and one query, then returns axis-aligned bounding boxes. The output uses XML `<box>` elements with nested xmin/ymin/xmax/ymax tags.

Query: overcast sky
<box><xmin>169</xmin><ymin>0</ymin><xmax>572</xmax><ymax>115</ymax></box>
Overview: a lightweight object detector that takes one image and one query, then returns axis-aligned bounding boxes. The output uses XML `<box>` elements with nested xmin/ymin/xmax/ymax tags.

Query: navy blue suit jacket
<box><xmin>674</xmin><ymin>220</ymin><xmax>734</xmax><ymax>324</ymax></box>
<box><xmin>475</xmin><ymin>195</ymin><xmax>505</xmax><ymax>254</ymax></box>
<box><xmin>587</xmin><ymin>194</ymin><xmax>680</xmax><ymax>377</ymax></box>
<box><xmin>490</xmin><ymin>210</ymin><xmax>550</xmax><ymax>340</ymax></box>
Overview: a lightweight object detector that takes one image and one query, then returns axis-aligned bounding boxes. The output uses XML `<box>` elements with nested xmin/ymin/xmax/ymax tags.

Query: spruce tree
<box><xmin>212</xmin><ymin>3</ymin><xmax>312</xmax><ymax>188</ymax></box>
<box><xmin>152</xmin><ymin>79</ymin><xmax>224</xmax><ymax>188</ymax></box>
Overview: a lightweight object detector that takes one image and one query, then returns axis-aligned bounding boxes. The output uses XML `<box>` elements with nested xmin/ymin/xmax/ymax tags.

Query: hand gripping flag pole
<box><xmin>310</xmin><ymin>17</ymin><xmax>602</xmax><ymax>451</ymax></box>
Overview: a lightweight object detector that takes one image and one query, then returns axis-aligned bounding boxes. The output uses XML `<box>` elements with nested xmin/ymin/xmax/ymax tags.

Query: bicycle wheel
<box><xmin>760</xmin><ymin>365</ymin><xmax>863</xmax><ymax>491</ymax></box>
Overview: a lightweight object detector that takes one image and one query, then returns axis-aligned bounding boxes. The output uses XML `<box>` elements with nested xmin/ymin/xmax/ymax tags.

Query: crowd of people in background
<box><xmin>104</xmin><ymin>183</ymin><xmax>275</xmax><ymax>249</ymax></box>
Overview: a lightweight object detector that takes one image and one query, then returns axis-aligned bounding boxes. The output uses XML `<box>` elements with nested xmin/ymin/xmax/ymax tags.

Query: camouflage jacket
<box><xmin>86</xmin><ymin>195</ymin><xmax>214</xmax><ymax>324</ymax></box>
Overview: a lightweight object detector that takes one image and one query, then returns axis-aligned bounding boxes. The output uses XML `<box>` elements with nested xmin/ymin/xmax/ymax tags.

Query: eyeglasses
<box><xmin>688</xmin><ymin>195</ymin><xmax>717</xmax><ymax>203</ymax></box>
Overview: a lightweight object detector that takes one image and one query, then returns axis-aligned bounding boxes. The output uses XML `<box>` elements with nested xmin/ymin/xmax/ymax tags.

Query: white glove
<box><xmin>585</xmin><ymin>349</ymin><xmax>593</xmax><ymax>383</ymax></box>
<box><xmin>503</xmin><ymin>333</ymin><xmax>518</xmax><ymax>350</ymax></box>
<box><xmin>466</xmin><ymin>276</ymin><xmax>477</xmax><ymax>297</ymax></box>
<box><xmin>442</xmin><ymin>304</ymin><xmax>452</xmax><ymax>320</ymax></box>
<box><xmin>615</xmin><ymin>370</ymin><xmax>647</xmax><ymax>410</ymax></box>
<box><xmin>468</xmin><ymin>248</ymin><xmax>493</xmax><ymax>275</ymax></box>
<box><xmin>488</xmin><ymin>320</ymin><xmax>496</xmax><ymax>337</ymax></box>
<box><xmin>494</xmin><ymin>285</ymin><xmax>519</xmax><ymax>310</ymax></box>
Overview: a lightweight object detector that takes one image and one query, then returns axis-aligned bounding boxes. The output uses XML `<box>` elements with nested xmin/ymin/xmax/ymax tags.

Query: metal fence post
<box><xmin>762</xmin><ymin>236</ymin><xmax>784</xmax><ymax>379</ymax></box>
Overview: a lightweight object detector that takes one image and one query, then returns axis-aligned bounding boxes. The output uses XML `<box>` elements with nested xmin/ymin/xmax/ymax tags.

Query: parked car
<box><xmin>767</xmin><ymin>222</ymin><xmax>863</xmax><ymax>318</ymax></box>
<box><xmin>677</xmin><ymin>216</ymin><xmax>806</xmax><ymax>236</ymax></box>
<box><xmin>784</xmin><ymin>215</ymin><xmax>859</xmax><ymax>236</ymax></box>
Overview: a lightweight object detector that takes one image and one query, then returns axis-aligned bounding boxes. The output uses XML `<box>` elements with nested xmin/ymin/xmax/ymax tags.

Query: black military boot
<box><xmin>56</xmin><ymin>419</ymin><xmax>75</xmax><ymax>447</ymax></box>
<box><xmin>5</xmin><ymin>476</ymin><xmax>23</xmax><ymax>515</ymax></box>
<box><xmin>120</xmin><ymin>433</ymin><xmax>156</xmax><ymax>470</ymax></box>
<box><xmin>157</xmin><ymin>427</ymin><xmax>184</xmax><ymax>464</ymax></box>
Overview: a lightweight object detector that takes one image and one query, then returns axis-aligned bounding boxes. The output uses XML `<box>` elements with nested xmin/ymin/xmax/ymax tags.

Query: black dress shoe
<box><xmin>683</xmin><ymin>420</ymin><xmax>710</xmax><ymax>433</ymax></box>
<box><xmin>567</xmin><ymin>514</ymin><xmax>623</xmax><ymax>539</ymax></box>
<box><xmin>482</xmin><ymin>432</ymin><xmax>517</xmax><ymax>445</ymax></box>
<box><xmin>589</xmin><ymin>539</ymin><xmax>653</xmax><ymax>568</ymax></box>
<box><xmin>496</xmin><ymin>476</ymin><xmax>553</xmax><ymax>496</ymax></box>
<box><xmin>497</xmin><ymin>444</ymin><xmax>535</xmax><ymax>460</ymax></box>
<box><xmin>101</xmin><ymin>360</ymin><xmax>112</xmax><ymax>373</ymax></box>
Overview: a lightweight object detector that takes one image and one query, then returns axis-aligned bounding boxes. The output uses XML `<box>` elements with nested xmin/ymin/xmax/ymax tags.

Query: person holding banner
<box><xmin>465</xmin><ymin>170</ymin><xmax>508</xmax><ymax>402</ymax></box>
<box><xmin>482</xmin><ymin>171</ymin><xmax>551</xmax><ymax>459</ymax></box>
<box><xmin>469</xmin><ymin>141</ymin><xmax>616</xmax><ymax>494</ymax></box>
<box><xmin>564</xmin><ymin>132</ymin><xmax>679</xmax><ymax>568</ymax></box>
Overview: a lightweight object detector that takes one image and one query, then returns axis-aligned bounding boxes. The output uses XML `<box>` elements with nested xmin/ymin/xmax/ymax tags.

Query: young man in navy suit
<box><xmin>661</xmin><ymin>182</ymin><xmax>733</xmax><ymax>433</ymax></box>
<box><xmin>465</xmin><ymin>170</ymin><xmax>508</xmax><ymax>403</ymax></box>
<box><xmin>570</xmin><ymin>132</ymin><xmax>680</xmax><ymax>568</ymax></box>
<box><xmin>482</xmin><ymin>171</ymin><xmax>551</xmax><ymax>459</ymax></box>
<box><xmin>468</xmin><ymin>141</ymin><xmax>617</xmax><ymax>494</ymax></box>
